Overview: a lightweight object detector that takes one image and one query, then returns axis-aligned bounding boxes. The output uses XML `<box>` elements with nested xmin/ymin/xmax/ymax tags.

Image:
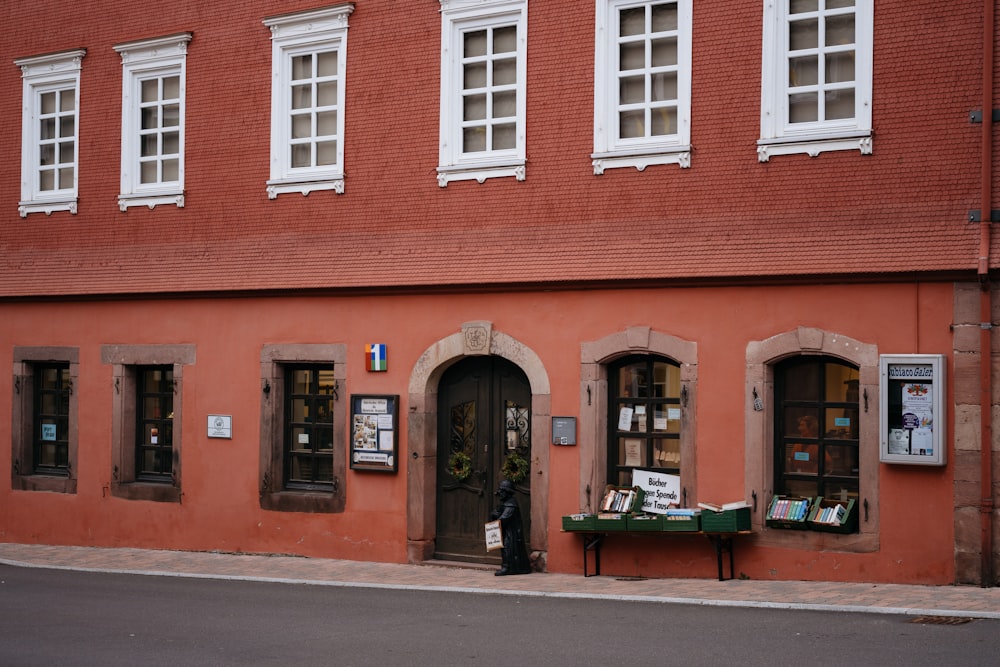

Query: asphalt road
<box><xmin>1</xmin><ymin>564</ymin><xmax>997</xmax><ymax>666</ymax></box>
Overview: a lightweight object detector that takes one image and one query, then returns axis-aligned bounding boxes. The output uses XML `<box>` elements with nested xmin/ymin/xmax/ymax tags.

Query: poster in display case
<box><xmin>350</xmin><ymin>394</ymin><xmax>399</xmax><ymax>472</ymax></box>
<box><xmin>879</xmin><ymin>355</ymin><xmax>945</xmax><ymax>466</ymax></box>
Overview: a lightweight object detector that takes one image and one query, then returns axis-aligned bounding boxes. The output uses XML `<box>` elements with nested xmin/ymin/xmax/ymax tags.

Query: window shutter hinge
<box><xmin>968</xmin><ymin>210</ymin><xmax>1000</xmax><ymax>223</ymax></box>
<box><xmin>969</xmin><ymin>109</ymin><xmax>1000</xmax><ymax>123</ymax></box>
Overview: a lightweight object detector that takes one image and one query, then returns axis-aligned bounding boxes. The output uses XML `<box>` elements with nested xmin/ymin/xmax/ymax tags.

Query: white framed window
<box><xmin>264</xmin><ymin>4</ymin><xmax>353</xmax><ymax>199</ymax></box>
<box><xmin>437</xmin><ymin>0</ymin><xmax>527</xmax><ymax>187</ymax></box>
<box><xmin>758</xmin><ymin>0</ymin><xmax>873</xmax><ymax>162</ymax></box>
<box><xmin>15</xmin><ymin>50</ymin><xmax>85</xmax><ymax>218</ymax></box>
<box><xmin>114</xmin><ymin>33</ymin><xmax>191</xmax><ymax>210</ymax></box>
<box><xmin>592</xmin><ymin>0</ymin><xmax>692</xmax><ymax>174</ymax></box>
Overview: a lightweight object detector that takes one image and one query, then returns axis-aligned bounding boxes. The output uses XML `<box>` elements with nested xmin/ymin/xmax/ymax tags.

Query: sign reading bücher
<box><xmin>631</xmin><ymin>469</ymin><xmax>681</xmax><ymax>514</ymax></box>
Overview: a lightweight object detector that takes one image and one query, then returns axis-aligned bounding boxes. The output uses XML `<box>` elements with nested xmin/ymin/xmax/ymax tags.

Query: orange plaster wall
<box><xmin>0</xmin><ymin>281</ymin><xmax>957</xmax><ymax>583</ymax></box>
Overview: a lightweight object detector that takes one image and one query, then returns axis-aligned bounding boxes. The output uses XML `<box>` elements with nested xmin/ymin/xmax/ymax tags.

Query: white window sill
<box><xmin>266</xmin><ymin>176</ymin><xmax>345</xmax><ymax>199</ymax></box>
<box><xmin>436</xmin><ymin>161</ymin><xmax>525</xmax><ymax>187</ymax></box>
<box><xmin>19</xmin><ymin>198</ymin><xmax>77</xmax><ymax>218</ymax></box>
<box><xmin>757</xmin><ymin>133</ymin><xmax>873</xmax><ymax>162</ymax></box>
<box><xmin>118</xmin><ymin>192</ymin><xmax>185</xmax><ymax>211</ymax></box>
<box><xmin>591</xmin><ymin>147</ymin><xmax>692</xmax><ymax>174</ymax></box>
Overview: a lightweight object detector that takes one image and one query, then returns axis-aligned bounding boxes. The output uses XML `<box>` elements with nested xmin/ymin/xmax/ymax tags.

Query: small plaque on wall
<box><xmin>207</xmin><ymin>415</ymin><xmax>232</xmax><ymax>439</ymax></box>
<box><xmin>552</xmin><ymin>416</ymin><xmax>576</xmax><ymax>445</ymax></box>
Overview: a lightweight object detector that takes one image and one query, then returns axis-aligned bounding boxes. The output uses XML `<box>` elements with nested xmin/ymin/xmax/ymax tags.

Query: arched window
<box><xmin>608</xmin><ymin>355</ymin><xmax>682</xmax><ymax>486</ymax></box>
<box><xmin>775</xmin><ymin>356</ymin><xmax>860</xmax><ymax>501</ymax></box>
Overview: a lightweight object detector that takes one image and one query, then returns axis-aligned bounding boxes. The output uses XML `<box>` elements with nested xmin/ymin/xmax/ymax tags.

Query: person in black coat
<box><xmin>490</xmin><ymin>479</ymin><xmax>531</xmax><ymax>576</ymax></box>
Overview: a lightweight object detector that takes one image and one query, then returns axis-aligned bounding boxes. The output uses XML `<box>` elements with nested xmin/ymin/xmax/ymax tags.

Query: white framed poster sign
<box><xmin>879</xmin><ymin>354</ymin><xmax>946</xmax><ymax>466</ymax></box>
<box><xmin>349</xmin><ymin>394</ymin><xmax>399</xmax><ymax>472</ymax></box>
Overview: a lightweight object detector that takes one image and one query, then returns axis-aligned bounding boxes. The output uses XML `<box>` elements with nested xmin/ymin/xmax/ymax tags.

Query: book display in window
<box><xmin>765</xmin><ymin>495</ymin><xmax>812</xmax><ymax>530</ymax></box>
<box><xmin>807</xmin><ymin>497</ymin><xmax>858</xmax><ymax>534</ymax></box>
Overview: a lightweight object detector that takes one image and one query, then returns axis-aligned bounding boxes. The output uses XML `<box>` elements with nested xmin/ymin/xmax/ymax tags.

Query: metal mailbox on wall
<box><xmin>879</xmin><ymin>354</ymin><xmax>946</xmax><ymax>466</ymax></box>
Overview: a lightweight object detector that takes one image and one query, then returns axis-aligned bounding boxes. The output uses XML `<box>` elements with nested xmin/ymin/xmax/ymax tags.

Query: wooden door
<box><xmin>435</xmin><ymin>356</ymin><xmax>531</xmax><ymax>564</ymax></box>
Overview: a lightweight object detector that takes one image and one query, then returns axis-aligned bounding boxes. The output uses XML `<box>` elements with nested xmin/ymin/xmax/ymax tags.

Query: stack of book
<box><xmin>600</xmin><ymin>486</ymin><xmax>639</xmax><ymax>513</ymax></box>
<box><xmin>813</xmin><ymin>503</ymin><xmax>848</xmax><ymax>525</ymax></box>
<box><xmin>765</xmin><ymin>496</ymin><xmax>811</xmax><ymax>529</ymax></box>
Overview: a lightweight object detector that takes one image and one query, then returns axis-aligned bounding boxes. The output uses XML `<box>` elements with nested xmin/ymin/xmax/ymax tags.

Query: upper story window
<box><xmin>593</xmin><ymin>0</ymin><xmax>692</xmax><ymax>174</ymax></box>
<box><xmin>264</xmin><ymin>4</ymin><xmax>353</xmax><ymax>199</ymax></box>
<box><xmin>437</xmin><ymin>0</ymin><xmax>527</xmax><ymax>187</ymax></box>
<box><xmin>114</xmin><ymin>33</ymin><xmax>191</xmax><ymax>210</ymax></box>
<box><xmin>758</xmin><ymin>0</ymin><xmax>873</xmax><ymax>161</ymax></box>
<box><xmin>15</xmin><ymin>49</ymin><xmax>85</xmax><ymax>218</ymax></box>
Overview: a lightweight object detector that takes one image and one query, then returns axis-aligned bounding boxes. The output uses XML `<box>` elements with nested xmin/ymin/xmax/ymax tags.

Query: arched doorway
<box><xmin>435</xmin><ymin>356</ymin><xmax>531</xmax><ymax>564</ymax></box>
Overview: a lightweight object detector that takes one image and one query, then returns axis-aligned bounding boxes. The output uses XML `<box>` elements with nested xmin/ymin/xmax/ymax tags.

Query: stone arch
<box><xmin>406</xmin><ymin>321</ymin><xmax>551</xmax><ymax>565</ymax></box>
<box><xmin>579</xmin><ymin>326</ymin><xmax>698</xmax><ymax>513</ymax></box>
<box><xmin>745</xmin><ymin>326</ymin><xmax>879</xmax><ymax>551</ymax></box>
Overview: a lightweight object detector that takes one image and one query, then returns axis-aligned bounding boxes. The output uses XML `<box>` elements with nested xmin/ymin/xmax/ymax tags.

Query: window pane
<box><xmin>492</xmin><ymin>90</ymin><xmax>516</xmax><ymax>118</ymax></box>
<box><xmin>826</xmin><ymin>15</ymin><xmax>855</xmax><ymax>46</ymax></box>
<box><xmin>141</xmin><ymin>135</ymin><xmax>158</xmax><ymax>157</ymax></box>
<box><xmin>40</xmin><ymin>118</ymin><xmax>55</xmax><ymax>140</ymax></box>
<box><xmin>619</xmin><ymin>75</ymin><xmax>645</xmax><ymax>104</ymax></box>
<box><xmin>620</xmin><ymin>7</ymin><xmax>646</xmax><ymax>36</ymax></box>
<box><xmin>317</xmin><ymin>81</ymin><xmax>338</xmax><ymax>107</ymax></box>
<box><xmin>619</xmin><ymin>42</ymin><xmax>645</xmax><ymax>71</ymax></box>
<box><xmin>162</xmin><ymin>104</ymin><xmax>179</xmax><ymax>128</ymax></box>
<box><xmin>651</xmin><ymin>3</ymin><xmax>678</xmax><ymax>32</ymax></box>
<box><xmin>789</xmin><ymin>92</ymin><xmax>818</xmax><ymax>122</ymax></box>
<box><xmin>316</xmin><ymin>51</ymin><xmax>338</xmax><ymax>77</ymax></box>
<box><xmin>40</xmin><ymin>91</ymin><xmax>56</xmax><ymax>114</ymax></box>
<box><xmin>463</xmin><ymin>94</ymin><xmax>487</xmax><ymax>121</ymax></box>
<box><xmin>140</xmin><ymin>161</ymin><xmax>158</xmax><ymax>183</ymax></box>
<box><xmin>827</xmin><ymin>0</ymin><xmax>855</xmax><ymax>8</ymax></box>
<box><xmin>652</xmin><ymin>439</ymin><xmax>680</xmax><ymax>467</ymax></box>
<box><xmin>464</xmin><ymin>62</ymin><xmax>487</xmax><ymax>89</ymax></box>
<box><xmin>162</xmin><ymin>132</ymin><xmax>179</xmax><ymax>155</ymax></box>
<box><xmin>292</xmin><ymin>115</ymin><xmax>311</xmax><ymax>139</ymax></box>
<box><xmin>58</xmin><ymin>167</ymin><xmax>73</xmax><ymax>187</ymax></box>
<box><xmin>141</xmin><ymin>79</ymin><xmax>158</xmax><ymax>103</ymax></box>
<box><xmin>785</xmin><ymin>442</ymin><xmax>819</xmax><ymax>474</ymax></box>
<box><xmin>59</xmin><ymin>90</ymin><xmax>75</xmax><ymax>112</ymax></box>
<box><xmin>650</xmin><ymin>37</ymin><xmax>677</xmax><ymax>67</ymax></box>
<box><xmin>825</xmin><ymin>88</ymin><xmax>854</xmax><ymax>119</ymax></box>
<box><xmin>292</xmin><ymin>54</ymin><xmax>312</xmax><ymax>80</ymax></box>
<box><xmin>826</xmin><ymin>51</ymin><xmax>855</xmax><ymax>83</ymax></box>
<box><xmin>316</xmin><ymin>140</ymin><xmax>337</xmax><ymax>165</ymax></box>
<box><xmin>39</xmin><ymin>144</ymin><xmax>54</xmax><ymax>166</ymax></box>
<box><xmin>789</xmin><ymin>18</ymin><xmax>818</xmax><ymax>51</ymax></box>
<box><xmin>291</xmin><ymin>144</ymin><xmax>311</xmax><ymax>167</ymax></box>
<box><xmin>291</xmin><ymin>85</ymin><xmax>311</xmax><ymax>110</ymax></box>
<box><xmin>162</xmin><ymin>158</ymin><xmax>178</xmax><ymax>181</ymax></box>
<box><xmin>58</xmin><ymin>141</ymin><xmax>73</xmax><ymax>162</ymax></box>
<box><xmin>39</xmin><ymin>170</ymin><xmax>54</xmax><ymax>190</ymax></box>
<box><xmin>619</xmin><ymin>110</ymin><xmax>645</xmax><ymax>138</ymax></box>
<box><xmin>162</xmin><ymin>76</ymin><xmax>180</xmax><ymax>100</ymax></box>
<box><xmin>141</xmin><ymin>107</ymin><xmax>158</xmax><ymax>130</ymax></box>
<box><xmin>790</xmin><ymin>0</ymin><xmax>819</xmax><ymax>14</ymax></box>
<box><xmin>650</xmin><ymin>107</ymin><xmax>676</xmax><ymax>135</ymax></box>
<box><xmin>464</xmin><ymin>30</ymin><xmax>487</xmax><ymax>58</ymax></box>
<box><xmin>316</xmin><ymin>110</ymin><xmax>337</xmax><ymax>136</ymax></box>
<box><xmin>789</xmin><ymin>55</ymin><xmax>818</xmax><ymax>86</ymax></box>
<box><xmin>493</xmin><ymin>123</ymin><xmax>516</xmax><ymax>150</ymax></box>
<box><xmin>60</xmin><ymin>116</ymin><xmax>75</xmax><ymax>138</ymax></box>
<box><xmin>651</xmin><ymin>72</ymin><xmax>678</xmax><ymax>101</ymax></box>
<box><xmin>825</xmin><ymin>444</ymin><xmax>859</xmax><ymax>476</ymax></box>
<box><xmin>463</xmin><ymin>127</ymin><xmax>486</xmax><ymax>152</ymax></box>
<box><xmin>618</xmin><ymin>363</ymin><xmax>648</xmax><ymax>398</ymax></box>
<box><xmin>493</xmin><ymin>26</ymin><xmax>516</xmax><ymax>53</ymax></box>
<box><xmin>493</xmin><ymin>58</ymin><xmax>516</xmax><ymax>86</ymax></box>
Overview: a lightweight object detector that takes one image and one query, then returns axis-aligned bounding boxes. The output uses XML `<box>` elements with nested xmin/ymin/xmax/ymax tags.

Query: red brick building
<box><xmin>1</xmin><ymin>0</ymin><xmax>997</xmax><ymax>585</ymax></box>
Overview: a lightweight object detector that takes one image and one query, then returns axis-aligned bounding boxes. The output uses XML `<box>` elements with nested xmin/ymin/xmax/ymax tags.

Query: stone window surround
<box><xmin>11</xmin><ymin>346</ymin><xmax>80</xmax><ymax>494</ymax></box>
<box><xmin>102</xmin><ymin>344</ymin><xmax>194</xmax><ymax>503</ymax></box>
<box><xmin>259</xmin><ymin>343</ymin><xmax>347</xmax><ymax>514</ymax></box>
<box><xmin>745</xmin><ymin>326</ymin><xmax>880</xmax><ymax>552</ymax></box>
<box><xmin>580</xmin><ymin>326</ymin><xmax>698</xmax><ymax>513</ymax></box>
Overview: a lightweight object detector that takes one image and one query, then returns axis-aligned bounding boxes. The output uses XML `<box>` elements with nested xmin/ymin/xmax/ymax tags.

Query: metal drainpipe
<box><xmin>978</xmin><ymin>0</ymin><xmax>995</xmax><ymax>588</ymax></box>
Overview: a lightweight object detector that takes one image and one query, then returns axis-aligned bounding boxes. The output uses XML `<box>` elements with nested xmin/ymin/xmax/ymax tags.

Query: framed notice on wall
<box><xmin>350</xmin><ymin>394</ymin><xmax>399</xmax><ymax>472</ymax></box>
<box><xmin>879</xmin><ymin>355</ymin><xmax>946</xmax><ymax>466</ymax></box>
